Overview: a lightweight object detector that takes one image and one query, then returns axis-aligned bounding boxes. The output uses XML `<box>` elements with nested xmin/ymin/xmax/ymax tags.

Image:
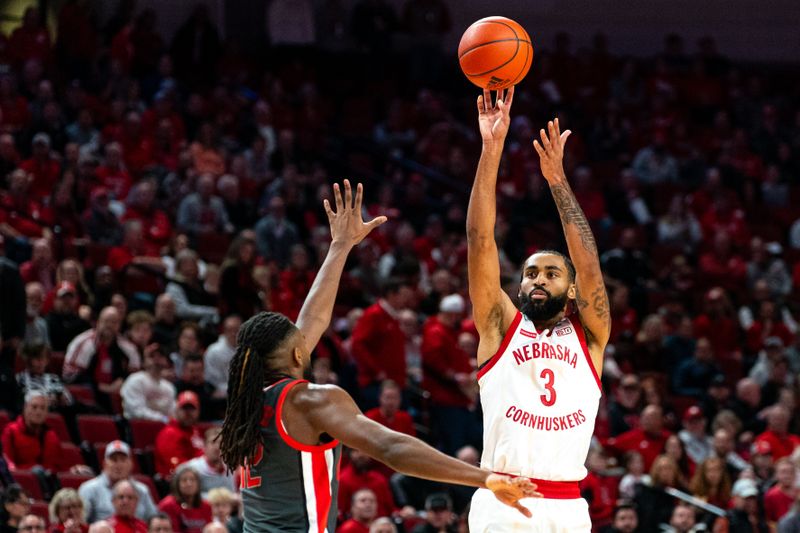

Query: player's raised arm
<box><xmin>296</xmin><ymin>383</ymin><xmax>540</xmax><ymax>517</ymax></box>
<box><xmin>533</xmin><ymin>119</ymin><xmax>611</xmax><ymax>367</ymax></box>
<box><xmin>295</xmin><ymin>180</ymin><xmax>386</xmax><ymax>353</ymax></box>
<box><xmin>467</xmin><ymin>88</ymin><xmax>519</xmax><ymax>364</ymax></box>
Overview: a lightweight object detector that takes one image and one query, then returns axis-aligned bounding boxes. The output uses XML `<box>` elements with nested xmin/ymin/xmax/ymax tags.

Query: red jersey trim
<box><xmin>570</xmin><ymin>315</ymin><xmax>603</xmax><ymax>395</ymax></box>
<box><xmin>477</xmin><ymin>311</ymin><xmax>522</xmax><ymax>380</ymax></box>
<box><xmin>275</xmin><ymin>379</ymin><xmax>340</xmax><ymax>452</ymax></box>
<box><xmin>311</xmin><ymin>451</ymin><xmax>332</xmax><ymax>533</ymax></box>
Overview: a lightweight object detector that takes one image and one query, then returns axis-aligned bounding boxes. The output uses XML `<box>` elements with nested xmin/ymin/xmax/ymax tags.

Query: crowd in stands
<box><xmin>0</xmin><ymin>0</ymin><xmax>799</xmax><ymax>532</ymax></box>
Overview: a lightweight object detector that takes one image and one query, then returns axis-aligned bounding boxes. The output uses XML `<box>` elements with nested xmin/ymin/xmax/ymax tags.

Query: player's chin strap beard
<box><xmin>519</xmin><ymin>290</ymin><xmax>569</xmax><ymax>323</ymax></box>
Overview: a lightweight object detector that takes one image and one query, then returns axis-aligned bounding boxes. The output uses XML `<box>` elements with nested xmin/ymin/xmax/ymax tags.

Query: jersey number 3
<box><xmin>540</xmin><ymin>369</ymin><xmax>557</xmax><ymax>406</ymax></box>
<box><xmin>241</xmin><ymin>444</ymin><xmax>264</xmax><ymax>489</ymax></box>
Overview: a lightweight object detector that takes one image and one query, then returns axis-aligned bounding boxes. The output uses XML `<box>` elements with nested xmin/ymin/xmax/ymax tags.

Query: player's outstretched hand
<box><xmin>477</xmin><ymin>86</ymin><xmax>514</xmax><ymax>145</ymax></box>
<box><xmin>532</xmin><ymin>118</ymin><xmax>571</xmax><ymax>183</ymax></box>
<box><xmin>323</xmin><ymin>179</ymin><xmax>387</xmax><ymax>247</ymax></box>
<box><xmin>485</xmin><ymin>473</ymin><xmax>542</xmax><ymax>518</ymax></box>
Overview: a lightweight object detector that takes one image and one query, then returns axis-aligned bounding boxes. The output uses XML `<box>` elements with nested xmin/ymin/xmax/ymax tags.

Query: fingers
<box><xmin>354</xmin><ymin>182</ymin><xmax>363</xmax><ymax>212</ymax></box>
<box><xmin>539</xmin><ymin>128</ymin><xmax>551</xmax><ymax>151</ymax></box>
<box><xmin>333</xmin><ymin>183</ymin><xmax>344</xmax><ymax>212</ymax></box>
<box><xmin>323</xmin><ymin>198</ymin><xmax>334</xmax><ymax>220</ymax></box>
<box><xmin>366</xmin><ymin>215</ymin><xmax>388</xmax><ymax>230</ymax></box>
<box><xmin>483</xmin><ymin>89</ymin><xmax>491</xmax><ymax>111</ymax></box>
<box><xmin>561</xmin><ymin>129</ymin><xmax>572</xmax><ymax>144</ymax></box>
<box><xmin>506</xmin><ymin>86</ymin><xmax>515</xmax><ymax>107</ymax></box>
<box><xmin>513</xmin><ymin>501</ymin><xmax>533</xmax><ymax>519</ymax></box>
<box><xmin>344</xmin><ymin>179</ymin><xmax>353</xmax><ymax>209</ymax></box>
<box><xmin>547</xmin><ymin>120</ymin><xmax>557</xmax><ymax>145</ymax></box>
<box><xmin>532</xmin><ymin>140</ymin><xmax>544</xmax><ymax>157</ymax></box>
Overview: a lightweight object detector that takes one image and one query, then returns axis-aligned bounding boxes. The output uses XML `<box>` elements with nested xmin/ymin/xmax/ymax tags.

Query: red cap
<box><xmin>56</xmin><ymin>281</ymin><xmax>77</xmax><ymax>297</ymax></box>
<box><xmin>177</xmin><ymin>391</ymin><xmax>200</xmax><ymax>409</ymax></box>
<box><xmin>683</xmin><ymin>406</ymin><xmax>704</xmax><ymax>422</ymax></box>
<box><xmin>752</xmin><ymin>440</ymin><xmax>772</xmax><ymax>455</ymax></box>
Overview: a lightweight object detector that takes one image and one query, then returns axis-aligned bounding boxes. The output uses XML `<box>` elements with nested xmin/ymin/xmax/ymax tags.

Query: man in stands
<box><xmin>79</xmin><ymin>441</ymin><xmax>157</xmax><ymax>523</ymax></box>
<box><xmin>180</xmin><ymin>427</ymin><xmax>234</xmax><ymax>495</ymax></box>
<box><xmin>120</xmin><ymin>344</ymin><xmax>175</xmax><ymax>423</ymax></box>
<box><xmin>338</xmin><ymin>489</ymin><xmax>378</xmax><ymax>533</ymax></box>
<box><xmin>0</xmin><ymin>390</ymin><xmax>60</xmax><ymax>471</ymax></box>
<box><xmin>107</xmin><ymin>480</ymin><xmax>148</xmax><ymax>533</ymax></box>
<box><xmin>364</xmin><ymin>380</ymin><xmax>415</xmax><ymax>436</ymax></box>
<box><xmin>754</xmin><ymin>405</ymin><xmax>800</xmax><ymax>460</ymax></box>
<box><xmin>154</xmin><ymin>391</ymin><xmax>204</xmax><ymax>477</ymax></box>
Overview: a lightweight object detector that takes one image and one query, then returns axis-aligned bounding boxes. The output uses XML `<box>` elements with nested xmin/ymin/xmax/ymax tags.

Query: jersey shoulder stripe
<box><xmin>477</xmin><ymin>311</ymin><xmax>522</xmax><ymax>380</ymax></box>
<box><xmin>568</xmin><ymin>314</ymin><xmax>603</xmax><ymax>394</ymax></box>
<box><xmin>275</xmin><ymin>379</ymin><xmax>340</xmax><ymax>452</ymax></box>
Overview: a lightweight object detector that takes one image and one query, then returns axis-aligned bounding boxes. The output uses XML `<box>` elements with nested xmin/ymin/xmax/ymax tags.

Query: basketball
<box><xmin>458</xmin><ymin>16</ymin><xmax>533</xmax><ymax>90</ymax></box>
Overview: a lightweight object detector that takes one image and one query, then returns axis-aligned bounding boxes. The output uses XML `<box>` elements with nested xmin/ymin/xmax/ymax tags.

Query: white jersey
<box><xmin>478</xmin><ymin>311</ymin><xmax>602</xmax><ymax>482</ymax></box>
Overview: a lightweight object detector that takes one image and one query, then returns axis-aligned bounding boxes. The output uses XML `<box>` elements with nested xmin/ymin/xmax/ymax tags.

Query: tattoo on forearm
<box><xmin>590</xmin><ymin>285</ymin><xmax>611</xmax><ymax>325</ymax></box>
<box><xmin>550</xmin><ymin>183</ymin><xmax>598</xmax><ymax>255</ymax></box>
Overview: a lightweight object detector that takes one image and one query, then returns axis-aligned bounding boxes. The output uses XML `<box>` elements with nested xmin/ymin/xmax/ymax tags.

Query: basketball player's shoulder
<box><xmin>288</xmin><ymin>382</ymin><xmax>349</xmax><ymax>410</ymax></box>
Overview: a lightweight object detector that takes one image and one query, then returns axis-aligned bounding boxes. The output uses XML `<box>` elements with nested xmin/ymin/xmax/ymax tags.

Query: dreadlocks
<box><xmin>220</xmin><ymin>312</ymin><xmax>297</xmax><ymax>471</ymax></box>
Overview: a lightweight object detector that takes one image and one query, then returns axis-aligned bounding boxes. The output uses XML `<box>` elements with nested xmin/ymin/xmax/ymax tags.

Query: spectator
<box><xmin>147</xmin><ymin>514</ymin><xmax>173</xmax><ymax>533</ymax></box>
<box><xmin>49</xmin><ymin>488</ymin><xmax>89</xmax><ymax>533</ymax></box>
<box><xmin>607</xmin><ymin>404</ymin><xmax>672</xmax><ymax>470</ymax></box>
<box><xmin>165</xmin><ymin>251</ymin><xmax>219</xmax><ymax>326</ymax></box>
<box><xmin>152</xmin><ymin>294</ymin><xmax>179</xmax><ymax>349</ymax></box>
<box><xmin>689</xmin><ymin>456</ymin><xmax>731</xmax><ymax>508</ymax></box>
<box><xmin>16</xmin><ymin>514</ymin><xmax>46</xmax><ymax>533</ymax></box>
<box><xmin>764</xmin><ymin>458</ymin><xmax>797</xmax><ymax>523</ymax></box>
<box><xmin>754</xmin><ymin>405</ymin><xmax>800</xmax><ymax>461</ymax></box>
<box><xmin>673</xmin><ymin>337</ymin><xmax>721</xmax><ymax>398</ymax></box>
<box><xmin>107</xmin><ymin>480</ymin><xmax>148</xmax><ymax>533</ymax></box>
<box><xmin>0</xmin><ymin>168</ymin><xmax>53</xmax><ymax>240</ymax></box>
<box><xmin>20</xmin><ymin>133</ymin><xmax>61</xmax><ymax>201</ymax></box>
<box><xmin>731</xmin><ymin>378</ymin><xmax>766</xmax><ymax>435</ymax></box>
<box><xmin>180</xmin><ymin>427</ymin><xmax>235</xmax><ymax>495</ymax></box>
<box><xmin>154</xmin><ymin>391</ymin><xmax>204</xmax><ymax>478</ymax></box>
<box><xmin>599</xmin><ymin>502</ymin><xmax>639</xmax><ymax>533</ymax></box>
<box><xmin>63</xmin><ymin>306</ymin><xmax>140</xmax><ymax>411</ymax></box>
<box><xmin>175</xmin><ymin>355</ymin><xmax>223</xmax><ymax>421</ymax></box>
<box><xmin>169</xmin><ymin>323</ymin><xmax>203</xmax><ymax>379</ymax></box>
<box><xmin>338</xmin><ymin>449</ymin><xmax>396</xmax><ymax>521</ymax></box>
<box><xmin>24</xmin><ymin>282</ymin><xmax>49</xmax><ymax>346</ymax></box>
<box><xmin>218</xmin><ymin>235</ymin><xmax>260</xmax><ymax>320</ymax></box>
<box><xmin>779</xmin><ymin>497</ymin><xmax>800</xmax><ymax>532</ymax></box>
<box><xmin>746</xmin><ymin>239</ymin><xmax>791</xmax><ymax>296</ymax></box>
<box><xmin>752</xmin><ymin>440</ymin><xmax>776</xmax><ymax>484</ymax></box>
<box><xmin>661</xmin><ymin>502</ymin><xmax>700</xmax><ymax>533</ymax></box>
<box><xmin>678</xmin><ymin>406</ymin><xmax>712</xmax><ymax>465</ymax></box>
<box><xmin>82</xmin><ymin>187</ymin><xmax>124</xmax><ymax>247</ymax></box>
<box><xmin>337</xmin><ymin>488</ymin><xmax>378</xmax><ymax>533</ymax></box>
<box><xmin>699</xmin><ymin>374</ymin><xmax>734</xmax><ymax>423</ymax></box>
<box><xmin>45</xmin><ymin>281</ymin><xmax>90</xmax><ymax>352</ymax></box>
<box><xmin>710</xmin><ymin>428</ymin><xmax>749</xmax><ymax>480</ymax></box>
<box><xmin>631</xmin><ymin>131</ymin><xmax>679</xmax><ymax>185</ymax></box>
<box><xmin>693</xmin><ymin>287</ymin><xmax>741</xmax><ymax>360</ymax></box>
<box><xmin>608</xmin><ymin>374</ymin><xmax>643</xmax><ymax>436</ymax></box>
<box><xmin>20</xmin><ymin>239</ymin><xmax>54</xmax><ymax>292</ymax></box>
<box><xmin>350</xmin><ymin>278</ymin><xmax>413</xmax><ymax>408</ymax></box>
<box><xmin>657</xmin><ymin>195</ymin><xmax>702</xmax><ymax>250</ymax></box>
<box><xmin>122</xmin><ymin>180</ymin><xmax>172</xmax><ymax>256</ymax></box>
<box><xmin>203</xmin><ymin>315</ymin><xmax>240</xmax><ymax>395</ymax></box>
<box><xmin>217</xmin><ymin>175</ymin><xmax>254</xmax><ymax>233</ymax></box>
<box><xmin>120</xmin><ymin>344</ymin><xmax>175</xmax><ymax>423</ymax></box>
<box><xmin>411</xmin><ymin>493</ymin><xmax>456</xmax><ymax>533</ymax></box>
<box><xmin>369</xmin><ymin>518</ymin><xmax>397</xmax><ymax>533</ymax></box>
<box><xmin>1</xmin><ymin>390</ymin><xmax>61</xmax><ymax>471</ymax></box>
<box><xmin>364</xmin><ymin>380</ymin><xmax>416</xmax><ymax>436</ymax></box>
<box><xmin>16</xmin><ymin>342</ymin><xmax>73</xmax><ymax>409</ymax></box>
<box><xmin>713</xmin><ymin>478</ymin><xmax>769</xmax><ymax>533</ymax></box>
<box><xmin>633</xmin><ymin>455</ymin><xmax>683</xmax><ymax>532</ymax></box>
<box><xmin>176</xmin><ymin>174</ymin><xmax>232</xmax><ymax>236</ymax></box>
<box><xmin>157</xmin><ymin>466</ymin><xmax>212</xmax><ymax>533</ymax></box>
<box><xmin>78</xmin><ymin>441</ymin><xmax>157</xmax><ymax>523</ymax></box>
<box><xmin>254</xmin><ymin>196</ymin><xmax>300</xmax><ymax>268</ymax></box>
<box><xmin>88</xmin><ymin>522</ymin><xmax>113</xmax><ymax>533</ymax></box>
<box><xmin>205</xmin><ymin>488</ymin><xmax>238</xmax><ymax>530</ymax></box>
<box><xmin>618</xmin><ymin>451</ymin><xmax>650</xmax><ymax>500</ymax></box>
<box><xmin>0</xmin><ymin>485</ymin><xmax>31</xmax><ymax>532</ymax></box>
<box><xmin>107</xmin><ymin>220</ymin><xmax>165</xmax><ymax>275</ymax></box>
<box><xmin>421</xmin><ymin>294</ymin><xmax>475</xmax><ymax>454</ymax></box>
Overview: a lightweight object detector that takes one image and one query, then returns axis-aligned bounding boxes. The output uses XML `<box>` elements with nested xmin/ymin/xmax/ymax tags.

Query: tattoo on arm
<box><xmin>590</xmin><ymin>285</ymin><xmax>611</xmax><ymax>323</ymax></box>
<box><xmin>550</xmin><ymin>183</ymin><xmax>598</xmax><ymax>255</ymax></box>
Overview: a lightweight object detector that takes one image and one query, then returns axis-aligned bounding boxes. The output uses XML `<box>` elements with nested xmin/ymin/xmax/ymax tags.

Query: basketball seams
<box><xmin>458</xmin><ymin>17</ymin><xmax>533</xmax><ymax>89</ymax></box>
<box><xmin>458</xmin><ymin>38</ymin><xmax>532</xmax><ymax>60</ymax></box>
<box><xmin>510</xmin><ymin>31</ymin><xmax>532</xmax><ymax>86</ymax></box>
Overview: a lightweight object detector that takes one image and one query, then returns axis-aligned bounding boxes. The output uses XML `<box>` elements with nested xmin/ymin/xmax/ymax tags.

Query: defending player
<box><xmin>220</xmin><ymin>180</ymin><xmax>540</xmax><ymax>533</ymax></box>
<box><xmin>466</xmin><ymin>88</ymin><xmax>611</xmax><ymax>531</ymax></box>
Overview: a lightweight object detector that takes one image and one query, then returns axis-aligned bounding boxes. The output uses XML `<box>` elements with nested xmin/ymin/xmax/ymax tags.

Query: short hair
<box><xmin>183</xmin><ymin>354</ymin><xmax>204</xmax><ymax>366</ymax></box>
<box><xmin>1</xmin><ymin>484</ymin><xmax>26</xmax><ymax>506</ymax></box>
<box><xmin>49</xmin><ymin>488</ymin><xmax>84</xmax><ymax>523</ymax></box>
<box><xmin>206</xmin><ymin>487</ymin><xmax>237</xmax><ymax>506</ymax></box>
<box><xmin>613</xmin><ymin>501</ymin><xmax>637</xmax><ymax>519</ymax></box>
<box><xmin>24</xmin><ymin>389</ymin><xmax>48</xmax><ymax>405</ymax></box>
<box><xmin>520</xmin><ymin>250</ymin><xmax>576</xmax><ymax>282</ymax></box>
<box><xmin>148</xmin><ymin>512</ymin><xmax>172</xmax><ymax>527</ymax></box>
<box><xmin>380</xmin><ymin>277</ymin><xmax>408</xmax><ymax>297</ymax></box>
<box><xmin>21</xmin><ymin>343</ymin><xmax>49</xmax><ymax>361</ymax></box>
<box><xmin>127</xmin><ymin>310</ymin><xmax>155</xmax><ymax>328</ymax></box>
<box><xmin>380</xmin><ymin>380</ymin><xmax>401</xmax><ymax>394</ymax></box>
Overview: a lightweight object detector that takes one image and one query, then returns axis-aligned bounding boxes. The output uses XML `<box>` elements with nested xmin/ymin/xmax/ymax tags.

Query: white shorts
<box><xmin>468</xmin><ymin>488</ymin><xmax>591</xmax><ymax>532</ymax></box>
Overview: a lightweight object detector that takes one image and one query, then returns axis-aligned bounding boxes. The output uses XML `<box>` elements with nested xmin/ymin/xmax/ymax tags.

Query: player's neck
<box><xmin>532</xmin><ymin>311</ymin><xmax>566</xmax><ymax>332</ymax></box>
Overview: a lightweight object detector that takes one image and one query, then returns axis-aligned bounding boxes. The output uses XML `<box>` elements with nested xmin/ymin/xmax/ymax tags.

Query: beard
<box><xmin>519</xmin><ymin>288</ymin><xmax>569</xmax><ymax>323</ymax></box>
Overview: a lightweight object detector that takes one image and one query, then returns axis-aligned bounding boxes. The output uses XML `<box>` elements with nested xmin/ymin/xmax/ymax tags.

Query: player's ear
<box><xmin>292</xmin><ymin>346</ymin><xmax>303</xmax><ymax>366</ymax></box>
<box><xmin>567</xmin><ymin>284</ymin><xmax>577</xmax><ymax>300</ymax></box>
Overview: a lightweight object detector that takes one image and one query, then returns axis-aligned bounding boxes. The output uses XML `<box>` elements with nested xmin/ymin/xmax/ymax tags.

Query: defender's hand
<box><xmin>485</xmin><ymin>473</ymin><xmax>542</xmax><ymax>518</ymax></box>
<box><xmin>324</xmin><ymin>180</ymin><xmax>387</xmax><ymax>247</ymax></box>
<box><xmin>532</xmin><ymin>118</ymin><xmax>571</xmax><ymax>183</ymax></box>
<box><xmin>478</xmin><ymin>87</ymin><xmax>514</xmax><ymax>145</ymax></box>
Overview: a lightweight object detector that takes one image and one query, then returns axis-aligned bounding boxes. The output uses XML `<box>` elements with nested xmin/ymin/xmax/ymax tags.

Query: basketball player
<box><xmin>466</xmin><ymin>87</ymin><xmax>611</xmax><ymax>532</ymax></box>
<box><xmin>220</xmin><ymin>180</ymin><xmax>540</xmax><ymax>532</ymax></box>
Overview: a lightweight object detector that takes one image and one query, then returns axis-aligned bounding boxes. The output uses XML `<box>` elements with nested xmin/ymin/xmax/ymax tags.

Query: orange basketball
<box><xmin>458</xmin><ymin>16</ymin><xmax>533</xmax><ymax>90</ymax></box>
